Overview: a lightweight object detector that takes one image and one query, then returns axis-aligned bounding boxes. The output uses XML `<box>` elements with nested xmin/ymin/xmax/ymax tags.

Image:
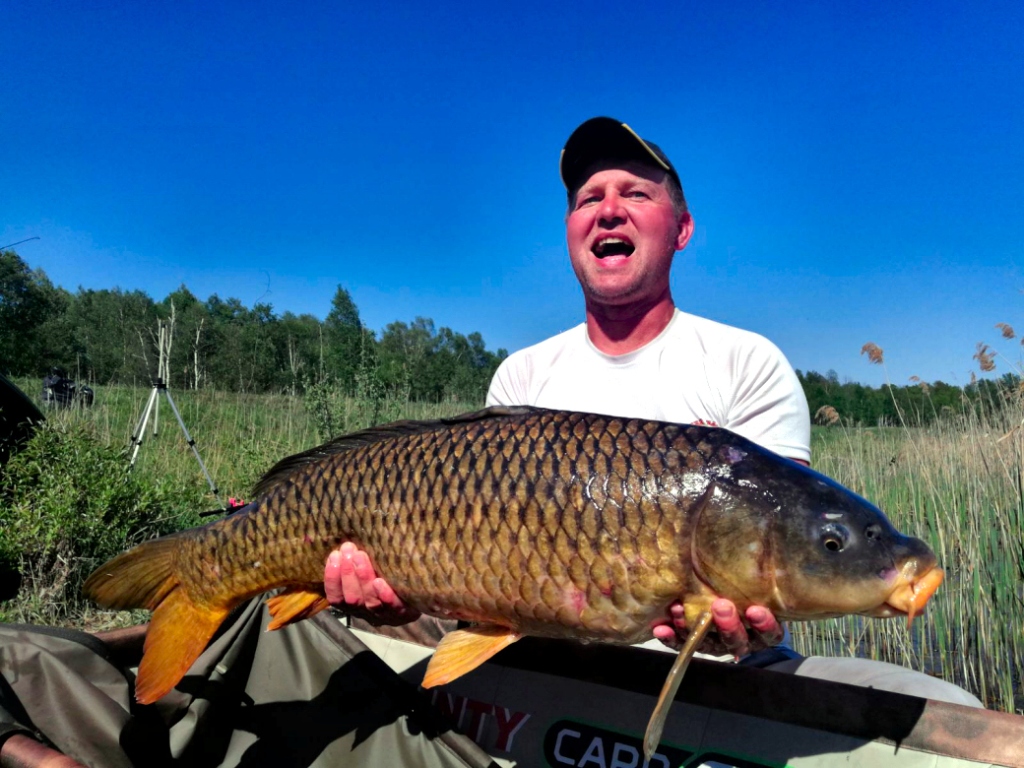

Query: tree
<box><xmin>34</xmin><ymin>286</ymin><xmax>76</xmax><ymax>374</ymax></box>
<box><xmin>0</xmin><ymin>253</ymin><xmax>508</xmax><ymax>401</ymax></box>
<box><xmin>0</xmin><ymin>250</ymin><xmax>66</xmax><ymax>376</ymax></box>
<box><xmin>239</xmin><ymin>301</ymin><xmax>282</xmax><ymax>392</ymax></box>
<box><xmin>202</xmin><ymin>294</ymin><xmax>252</xmax><ymax>391</ymax></box>
<box><xmin>377</xmin><ymin>317</ymin><xmax>434</xmax><ymax>396</ymax></box>
<box><xmin>377</xmin><ymin>318</ymin><xmax>505</xmax><ymax>402</ymax></box>
<box><xmin>279</xmin><ymin>311</ymin><xmax>322</xmax><ymax>395</ymax></box>
<box><xmin>67</xmin><ymin>287</ymin><xmax>156</xmax><ymax>383</ymax></box>
<box><xmin>323</xmin><ymin>286</ymin><xmax>367</xmax><ymax>392</ymax></box>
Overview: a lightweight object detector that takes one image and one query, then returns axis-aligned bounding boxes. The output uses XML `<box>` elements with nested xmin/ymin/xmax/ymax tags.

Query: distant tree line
<box><xmin>4</xmin><ymin>248</ymin><xmax>1020</xmax><ymax>421</ymax></box>
<box><xmin>0</xmin><ymin>249</ymin><xmax>506</xmax><ymax>403</ymax></box>
<box><xmin>799</xmin><ymin>368</ymin><xmax>1022</xmax><ymax>428</ymax></box>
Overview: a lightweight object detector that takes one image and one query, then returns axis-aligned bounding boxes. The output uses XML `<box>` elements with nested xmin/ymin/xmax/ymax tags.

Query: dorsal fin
<box><xmin>252</xmin><ymin>405</ymin><xmax>543</xmax><ymax>498</ymax></box>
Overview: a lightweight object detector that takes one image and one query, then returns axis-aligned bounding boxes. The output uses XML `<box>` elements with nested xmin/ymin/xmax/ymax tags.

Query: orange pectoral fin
<box><xmin>422</xmin><ymin>625</ymin><xmax>521</xmax><ymax>688</ymax></box>
<box><xmin>136</xmin><ymin>588</ymin><xmax>230</xmax><ymax>705</ymax></box>
<box><xmin>266</xmin><ymin>588</ymin><xmax>332</xmax><ymax>631</ymax></box>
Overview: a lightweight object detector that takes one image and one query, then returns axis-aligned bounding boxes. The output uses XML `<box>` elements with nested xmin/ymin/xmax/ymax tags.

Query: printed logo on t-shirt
<box><xmin>692</xmin><ymin>418</ymin><xmax>719</xmax><ymax>427</ymax></box>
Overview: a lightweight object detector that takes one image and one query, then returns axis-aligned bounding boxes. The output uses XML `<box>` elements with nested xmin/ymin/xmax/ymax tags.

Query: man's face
<box><xmin>566</xmin><ymin>160</ymin><xmax>693</xmax><ymax>309</ymax></box>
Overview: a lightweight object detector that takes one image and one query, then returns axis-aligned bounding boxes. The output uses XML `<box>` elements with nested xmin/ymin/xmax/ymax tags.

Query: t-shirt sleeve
<box><xmin>486</xmin><ymin>354</ymin><xmax>526</xmax><ymax>407</ymax></box>
<box><xmin>722</xmin><ymin>338</ymin><xmax>811</xmax><ymax>464</ymax></box>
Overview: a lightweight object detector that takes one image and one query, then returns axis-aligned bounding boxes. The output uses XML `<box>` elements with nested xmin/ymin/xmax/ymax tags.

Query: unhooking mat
<box><xmin>0</xmin><ymin>599</ymin><xmax>495</xmax><ymax>768</ymax></box>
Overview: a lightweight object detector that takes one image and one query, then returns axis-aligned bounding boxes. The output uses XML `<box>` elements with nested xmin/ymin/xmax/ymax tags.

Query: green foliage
<box><xmin>3</xmin><ymin>253</ymin><xmax>506</xmax><ymax>404</ymax></box>
<box><xmin>0</xmin><ymin>419</ymin><xmax>202</xmax><ymax>621</ymax></box>
<box><xmin>302</xmin><ymin>349</ymin><xmax>414</xmax><ymax>441</ymax></box>
<box><xmin>0</xmin><ymin>250</ymin><xmax>69</xmax><ymax>376</ymax></box>
<box><xmin>302</xmin><ymin>372</ymin><xmax>344</xmax><ymax>441</ymax></box>
<box><xmin>798</xmin><ymin>368</ymin><xmax>1022</xmax><ymax>427</ymax></box>
<box><xmin>279</xmin><ymin>310</ymin><xmax>324</xmax><ymax>395</ymax></box>
<box><xmin>324</xmin><ymin>285</ymin><xmax>368</xmax><ymax>392</ymax></box>
<box><xmin>68</xmin><ymin>287</ymin><xmax>158</xmax><ymax>383</ymax></box>
<box><xmin>377</xmin><ymin>317</ymin><xmax>505</xmax><ymax>403</ymax></box>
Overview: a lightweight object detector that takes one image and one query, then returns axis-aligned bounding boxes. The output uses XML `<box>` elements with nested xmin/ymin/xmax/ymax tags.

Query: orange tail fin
<box><xmin>83</xmin><ymin>536</ymin><xmax>229</xmax><ymax>704</ymax></box>
<box><xmin>83</xmin><ymin>537</ymin><xmax>181</xmax><ymax>611</ymax></box>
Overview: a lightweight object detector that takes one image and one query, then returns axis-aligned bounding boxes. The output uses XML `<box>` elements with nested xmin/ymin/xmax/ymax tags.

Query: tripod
<box><xmin>128</xmin><ymin>321</ymin><xmax>223</xmax><ymax>509</ymax></box>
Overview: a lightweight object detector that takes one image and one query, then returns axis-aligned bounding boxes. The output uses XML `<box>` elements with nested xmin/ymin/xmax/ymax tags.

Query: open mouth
<box><xmin>592</xmin><ymin>237</ymin><xmax>635</xmax><ymax>258</ymax></box>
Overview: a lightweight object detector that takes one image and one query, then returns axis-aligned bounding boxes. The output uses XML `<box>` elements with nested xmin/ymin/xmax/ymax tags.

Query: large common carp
<box><xmin>85</xmin><ymin>406</ymin><xmax>943</xmax><ymax>758</ymax></box>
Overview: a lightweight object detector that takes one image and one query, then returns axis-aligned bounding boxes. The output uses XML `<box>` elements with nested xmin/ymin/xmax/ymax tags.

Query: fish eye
<box><xmin>821</xmin><ymin>523</ymin><xmax>850</xmax><ymax>553</ymax></box>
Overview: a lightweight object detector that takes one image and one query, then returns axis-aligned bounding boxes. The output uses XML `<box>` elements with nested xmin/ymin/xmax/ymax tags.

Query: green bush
<box><xmin>0</xmin><ymin>420</ymin><xmax>202</xmax><ymax>620</ymax></box>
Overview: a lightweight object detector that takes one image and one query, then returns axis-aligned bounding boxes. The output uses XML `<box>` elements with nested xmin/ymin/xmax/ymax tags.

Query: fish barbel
<box><xmin>84</xmin><ymin>406</ymin><xmax>943</xmax><ymax>757</ymax></box>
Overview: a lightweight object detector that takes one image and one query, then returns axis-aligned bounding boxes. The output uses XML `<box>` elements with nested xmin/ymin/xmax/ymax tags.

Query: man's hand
<box><xmin>651</xmin><ymin>598</ymin><xmax>783</xmax><ymax>657</ymax></box>
<box><xmin>324</xmin><ymin>542</ymin><xmax>420</xmax><ymax>626</ymax></box>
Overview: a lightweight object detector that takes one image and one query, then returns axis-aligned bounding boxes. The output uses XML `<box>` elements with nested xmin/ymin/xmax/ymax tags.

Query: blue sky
<box><xmin>3</xmin><ymin>1</ymin><xmax>1022</xmax><ymax>388</ymax></box>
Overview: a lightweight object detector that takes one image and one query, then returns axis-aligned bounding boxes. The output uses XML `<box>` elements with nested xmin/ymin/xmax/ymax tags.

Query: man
<box><xmin>324</xmin><ymin>117</ymin><xmax>980</xmax><ymax>705</ymax></box>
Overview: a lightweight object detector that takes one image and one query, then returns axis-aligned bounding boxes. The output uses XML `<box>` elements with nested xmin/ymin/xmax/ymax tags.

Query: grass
<box><xmin>21</xmin><ymin>380</ymin><xmax>473</xmax><ymax>506</ymax></box>
<box><xmin>2</xmin><ymin>378</ymin><xmax>1022</xmax><ymax>712</ymax></box>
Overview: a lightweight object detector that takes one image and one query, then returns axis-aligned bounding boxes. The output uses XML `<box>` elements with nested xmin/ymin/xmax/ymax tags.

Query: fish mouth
<box><xmin>874</xmin><ymin>564</ymin><xmax>944</xmax><ymax>624</ymax></box>
<box><xmin>592</xmin><ymin>235</ymin><xmax>635</xmax><ymax>258</ymax></box>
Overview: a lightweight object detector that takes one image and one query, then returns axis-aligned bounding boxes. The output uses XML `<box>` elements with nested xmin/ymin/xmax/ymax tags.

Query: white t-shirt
<box><xmin>486</xmin><ymin>309</ymin><xmax>811</xmax><ymax>463</ymax></box>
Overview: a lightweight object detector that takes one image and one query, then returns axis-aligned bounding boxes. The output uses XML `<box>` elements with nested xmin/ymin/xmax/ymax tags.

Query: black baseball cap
<box><xmin>559</xmin><ymin>117</ymin><xmax>682</xmax><ymax>196</ymax></box>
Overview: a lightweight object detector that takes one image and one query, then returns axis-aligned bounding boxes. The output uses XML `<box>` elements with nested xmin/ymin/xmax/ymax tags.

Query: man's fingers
<box><xmin>651</xmin><ymin>600</ymin><xmax>782</xmax><ymax>657</ymax></box>
<box><xmin>352</xmin><ymin>551</ymin><xmax>381</xmax><ymax>609</ymax></box>
<box><xmin>711</xmin><ymin>599</ymin><xmax>749</xmax><ymax>657</ymax></box>
<box><xmin>651</xmin><ymin>624</ymin><xmax>680</xmax><ymax>648</ymax></box>
<box><xmin>324</xmin><ymin>549</ymin><xmax>344</xmax><ymax>605</ymax></box>
<box><xmin>745</xmin><ymin>606</ymin><xmax>784</xmax><ymax>647</ymax></box>
<box><xmin>333</xmin><ymin>542</ymin><xmax>376</xmax><ymax>607</ymax></box>
<box><xmin>324</xmin><ymin>543</ymin><xmax>362</xmax><ymax>606</ymax></box>
<box><xmin>373</xmin><ymin>578</ymin><xmax>405</xmax><ymax>610</ymax></box>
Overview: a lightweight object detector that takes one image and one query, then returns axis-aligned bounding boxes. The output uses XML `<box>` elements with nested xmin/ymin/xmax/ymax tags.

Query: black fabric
<box><xmin>0</xmin><ymin>372</ymin><xmax>44</xmax><ymax>469</ymax></box>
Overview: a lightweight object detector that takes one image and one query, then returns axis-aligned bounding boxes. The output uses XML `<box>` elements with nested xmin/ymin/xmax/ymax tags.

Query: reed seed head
<box><xmin>861</xmin><ymin>342</ymin><xmax>884</xmax><ymax>365</ymax></box>
<box><xmin>909</xmin><ymin>376</ymin><xmax>930</xmax><ymax>394</ymax></box>
<box><xmin>814</xmin><ymin>405</ymin><xmax>841</xmax><ymax>426</ymax></box>
<box><xmin>973</xmin><ymin>342</ymin><xmax>996</xmax><ymax>372</ymax></box>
